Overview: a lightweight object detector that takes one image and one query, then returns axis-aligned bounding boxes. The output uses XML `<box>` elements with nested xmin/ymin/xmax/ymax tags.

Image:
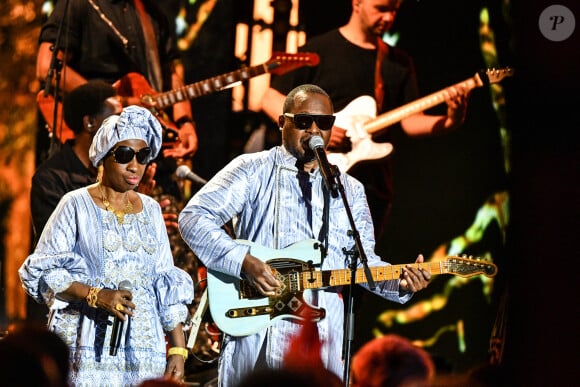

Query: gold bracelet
<box><xmin>86</xmin><ymin>287</ymin><xmax>102</xmax><ymax>308</ymax></box>
<box><xmin>167</xmin><ymin>346</ymin><xmax>188</xmax><ymax>361</ymax></box>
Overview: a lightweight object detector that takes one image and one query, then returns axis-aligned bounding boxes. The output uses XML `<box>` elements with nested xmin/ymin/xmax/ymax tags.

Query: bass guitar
<box><xmin>206</xmin><ymin>239</ymin><xmax>497</xmax><ymax>337</ymax></box>
<box><xmin>37</xmin><ymin>52</ymin><xmax>320</xmax><ymax>145</ymax></box>
<box><xmin>327</xmin><ymin>67</ymin><xmax>514</xmax><ymax>172</ymax></box>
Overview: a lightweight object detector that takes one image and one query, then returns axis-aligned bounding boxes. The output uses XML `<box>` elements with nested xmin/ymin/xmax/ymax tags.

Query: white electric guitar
<box><xmin>206</xmin><ymin>239</ymin><xmax>498</xmax><ymax>337</ymax></box>
<box><xmin>327</xmin><ymin>67</ymin><xmax>514</xmax><ymax>172</ymax></box>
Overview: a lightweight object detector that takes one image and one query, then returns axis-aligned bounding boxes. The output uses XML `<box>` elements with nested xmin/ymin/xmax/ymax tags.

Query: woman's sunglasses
<box><xmin>283</xmin><ymin>113</ymin><xmax>336</xmax><ymax>131</ymax></box>
<box><xmin>107</xmin><ymin>146</ymin><xmax>152</xmax><ymax>165</ymax></box>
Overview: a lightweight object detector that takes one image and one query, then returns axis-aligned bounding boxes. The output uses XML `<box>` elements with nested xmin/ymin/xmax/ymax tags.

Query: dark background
<box><xmin>1</xmin><ymin>0</ymin><xmax>577</xmax><ymax>385</ymax></box>
<box><xmin>140</xmin><ymin>0</ymin><xmax>580</xmax><ymax>383</ymax></box>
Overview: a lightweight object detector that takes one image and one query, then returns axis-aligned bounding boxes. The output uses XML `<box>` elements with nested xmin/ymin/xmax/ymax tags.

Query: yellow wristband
<box><xmin>167</xmin><ymin>346</ymin><xmax>188</xmax><ymax>361</ymax></box>
<box><xmin>86</xmin><ymin>287</ymin><xmax>102</xmax><ymax>308</ymax></box>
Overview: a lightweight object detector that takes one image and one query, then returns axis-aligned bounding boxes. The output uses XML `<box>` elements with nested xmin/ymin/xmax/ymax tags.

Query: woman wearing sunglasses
<box><xmin>19</xmin><ymin>105</ymin><xmax>194</xmax><ymax>385</ymax></box>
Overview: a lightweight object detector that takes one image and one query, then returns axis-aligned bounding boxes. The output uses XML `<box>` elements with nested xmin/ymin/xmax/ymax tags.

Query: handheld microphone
<box><xmin>110</xmin><ymin>280</ymin><xmax>132</xmax><ymax>356</ymax></box>
<box><xmin>176</xmin><ymin>165</ymin><xmax>208</xmax><ymax>186</ymax></box>
<box><xmin>308</xmin><ymin>136</ymin><xmax>339</xmax><ymax>198</ymax></box>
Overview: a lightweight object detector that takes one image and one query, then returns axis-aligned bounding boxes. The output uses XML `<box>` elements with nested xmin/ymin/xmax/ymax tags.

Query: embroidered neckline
<box><xmin>98</xmin><ymin>183</ymin><xmax>133</xmax><ymax>224</ymax></box>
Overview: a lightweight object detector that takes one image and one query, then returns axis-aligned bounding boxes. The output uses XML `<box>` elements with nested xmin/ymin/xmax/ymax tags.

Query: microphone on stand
<box><xmin>110</xmin><ymin>280</ymin><xmax>132</xmax><ymax>356</ymax></box>
<box><xmin>176</xmin><ymin>165</ymin><xmax>208</xmax><ymax>186</ymax></box>
<box><xmin>308</xmin><ymin>135</ymin><xmax>339</xmax><ymax>198</ymax></box>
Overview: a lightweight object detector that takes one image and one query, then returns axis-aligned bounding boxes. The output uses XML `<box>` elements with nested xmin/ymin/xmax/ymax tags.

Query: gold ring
<box><xmin>115</xmin><ymin>303</ymin><xmax>124</xmax><ymax>311</ymax></box>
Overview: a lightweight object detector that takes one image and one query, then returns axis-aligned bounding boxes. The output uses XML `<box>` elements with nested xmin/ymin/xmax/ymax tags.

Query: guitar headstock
<box><xmin>481</xmin><ymin>67</ymin><xmax>515</xmax><ymax>84</ymax></box>
<box><xmin>445</xmin><ymin>255</ymin><xmax>498</xmax><ymax>278</ymax></box>
<box><xmin>267</xmin><ymin>52</ymin><xmax>320</xmax><ymax>75</ymax></box>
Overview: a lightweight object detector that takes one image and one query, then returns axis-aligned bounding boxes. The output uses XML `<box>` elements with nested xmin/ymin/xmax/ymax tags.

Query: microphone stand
<box><xmin>44</xmin><ymin>0</ymin><xmax>70</xmax><ymax>159</ymax></box>
<box><xmin>330</xmin><ymin>165</ymin><xmax>376</xmax><ymax>386</ymax></box>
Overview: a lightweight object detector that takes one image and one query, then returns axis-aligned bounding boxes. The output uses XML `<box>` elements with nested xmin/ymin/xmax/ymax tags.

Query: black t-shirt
<box><xmin>30</xmin><ymin>140</ymin><xmax>96</xmax><ymax>241</ymax></box>
<box><xmin>271</xmin><ymin>29</ymin><xmax>418</xmax><ymax>113</ymax></box>
<box><xmin>39</xmin><ymin>0</ymin><xmax>177</xmax><ymax>90</ymax></box>
<box><xmin>270</xmin><ymin>29</ymin><xmax>420</xmax><ymax>235</ymax></box>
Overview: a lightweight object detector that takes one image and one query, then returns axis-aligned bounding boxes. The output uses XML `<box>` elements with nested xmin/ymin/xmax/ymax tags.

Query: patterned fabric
<box><xmin>179</xmin><ymin>146</ymin><xmax>412</xmax><ymax>387</ymax></box>
<box><xmin>19</xmin><ymin>188</ymin><xmax>194</xmax><ymax>386</ymax></box>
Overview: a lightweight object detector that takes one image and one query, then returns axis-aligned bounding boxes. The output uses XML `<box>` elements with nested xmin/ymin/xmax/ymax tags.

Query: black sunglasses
<box><xmin>284</xmin><ymin>113</ymin><xmax>336</xmax><ymax>131</ymax></box>
<box><xmin>108</xmin><ymin>146</ymin><xmax>152</xmax><ymax>165</ymax></box>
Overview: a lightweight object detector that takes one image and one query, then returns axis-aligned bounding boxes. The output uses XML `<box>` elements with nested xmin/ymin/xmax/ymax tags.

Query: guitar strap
<box><xmin>297</xmin><ymin>168</ymin><xmax>329</xmax><ymax>264</ymax></box>
<box><xmin>317</xmin><ymin>183</ymin><xmax>331</xmax><ymax>265</ymax></box>
<box><xmin>374</xmin><ymin>36</ymin><xmax>389</xmax><ymax>111</ymax></box>
<box><xmin>297</xmin><ymin>170</ymin><xmax>313</xmax><ymax>228</ymax></box>
<box><xmin>134</xmin><ymin>0</ymin><xmax>163</xmax><ymax>91</ymax></box>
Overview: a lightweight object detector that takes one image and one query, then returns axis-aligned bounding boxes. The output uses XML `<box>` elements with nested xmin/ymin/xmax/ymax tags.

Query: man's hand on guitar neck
<box><xmin>399</xmin><ymin>254</ymin><xmax>431</xmax><ymax>293</ymax></box>
<box><xmin>442</xmin><ymin>85</ymin><xmax>471</xmax><ymax>131</ymax></box>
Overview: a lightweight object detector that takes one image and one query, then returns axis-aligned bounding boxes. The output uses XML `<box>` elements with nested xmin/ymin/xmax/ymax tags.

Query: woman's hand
<box><xmin>96</xmin><ymin>288</ymin><xmax>135</xmax><ymax>320</ymax></box>
<box><xmin>164</xmin><ymin>353</ymin><xmax>185</xmax><ymax>381</ymax></box>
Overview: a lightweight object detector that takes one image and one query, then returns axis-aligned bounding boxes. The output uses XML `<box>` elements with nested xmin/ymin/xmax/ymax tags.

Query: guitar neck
<box><xmin>364</xmin><ymin>73</ymin><xmax>484</xmax><ymax>135</ymax></box>
<box><xmin>303</xmin><ymin>262</ymin><xmax>447</xmax><ymax>289</ymax></box>
<box><xmin>153</xmin><ymin>63</ymin><xmax>269</xmax><ymax>110</ymax></box>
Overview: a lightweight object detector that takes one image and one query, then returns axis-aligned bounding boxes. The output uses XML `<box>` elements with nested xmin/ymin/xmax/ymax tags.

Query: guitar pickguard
<box><xmin>206</xmin><ymin>239</ymin><xmax>324</xmax><ymax>336</ymax></box>
<box><xmin>328</xmin><ymin>95</ymin><xmax>393</xmax><ymax>172</ymax></box>
<box><xmin>225</xmin><ymin>258</ymin><xmax>326</xmax><ymax>322</ymax></box>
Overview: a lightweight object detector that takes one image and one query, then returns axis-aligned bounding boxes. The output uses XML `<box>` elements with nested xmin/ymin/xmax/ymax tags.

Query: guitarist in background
<box><xmin>36</xmin><ymin>0</ymin><xmax>198</xmax><ymax>170</ymax></box>
<box><xmin>179</xmin><ymin>84</ymin><xmax>431</xmax><ymax>386</ymax></box>
<box><xmin>261</xmin><ymin>0</ymin><xmax>470</xmax><ymax>238</ymax></box>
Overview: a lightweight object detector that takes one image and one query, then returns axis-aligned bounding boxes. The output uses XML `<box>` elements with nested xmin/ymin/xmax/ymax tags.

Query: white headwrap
<box><xmin>89</xmin><ymin>105</ymin><xmax>162</xmax><ymax>167</ymax></box>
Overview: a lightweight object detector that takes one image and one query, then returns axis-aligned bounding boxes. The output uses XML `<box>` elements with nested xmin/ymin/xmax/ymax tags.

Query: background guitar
<box><xmin>37</xmin><ymin>52</ymin><xmax>320</xmax><ymax>146</ymax></box>
<box><xmin>327</xmin><ymin>68</ymin><xmax>514</xmax><ymax>172</ymax></box>
<box><xmin>206</xmin><ymin>239</ymin><xmax>497</xmax><ymax>337</ymax></box>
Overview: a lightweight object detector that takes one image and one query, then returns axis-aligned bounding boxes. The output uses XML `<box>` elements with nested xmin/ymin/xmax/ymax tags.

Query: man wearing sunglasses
<box><xmin>261</xmin><ymin>0</ymin><xmax>470</xmax><ymax>239</ymax></box>
<box><xmin>179</xmin><ymin>84</ymin><xmax>431</xmax><ymax>386</ymax></box>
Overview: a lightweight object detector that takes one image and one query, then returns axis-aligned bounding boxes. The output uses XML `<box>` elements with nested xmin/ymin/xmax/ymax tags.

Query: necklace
<box><xmin>98</xmin><ymin>183</ymin><xmax>133</xmax><ymax>224</ymax></box>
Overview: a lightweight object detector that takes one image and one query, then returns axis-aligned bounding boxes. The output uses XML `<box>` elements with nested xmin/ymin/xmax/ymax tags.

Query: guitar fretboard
<box><xmin>364</xmin><ymin>75</ymin><xmax>483</xmax><ymax>134</ymax></box>
<box><xmin>301</xmin><ymin>258</ymin><xmax>496</xmax><ymax>289</ymax></box>
<box><xmin>154</xmin><ymin>63</ymin><xmax>269</xmax><ymax>109</ymax></box>
<box><xmin>302</xmin><ymin>262</ymin><xmax>446</xmax><ymax>289</ymax></box>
